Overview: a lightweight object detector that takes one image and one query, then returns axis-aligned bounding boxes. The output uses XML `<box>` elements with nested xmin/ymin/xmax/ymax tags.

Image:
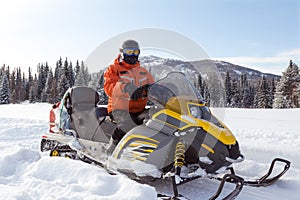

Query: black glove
<box><xmin>131</xmin><ymin>87</ymin><xmax>143</xmax><ymax>100</ymax></box>
<box><xmin>124</xmin><ymin>82</ymin><xmax>137</xmax><ymax>94</ymax></box>
<box><xmin>124</xmin><ymin>83</ymin><xmax>143</xmax><ymax>100</ymax></box>
<box><xmin>141</xmin><ymin>84</ymin><xmax>150</xmax><ymax>98</ymax></box>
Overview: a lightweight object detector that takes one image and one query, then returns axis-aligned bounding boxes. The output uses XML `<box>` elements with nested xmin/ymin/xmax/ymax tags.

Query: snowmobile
<box><xmin>41</xmin><ymin>72</ymin><xmax>290</xmax><ymax>200</ymax></box>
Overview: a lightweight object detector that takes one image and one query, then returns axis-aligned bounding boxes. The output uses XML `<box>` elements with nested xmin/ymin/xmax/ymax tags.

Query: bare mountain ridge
<box><xmin>140</xmin><ymin>56</ymin><xmax>280</xmax><ymax>84</ymax></box>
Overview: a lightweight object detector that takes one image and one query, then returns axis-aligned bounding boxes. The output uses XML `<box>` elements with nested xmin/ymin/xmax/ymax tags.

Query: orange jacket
<box><xmin>104</xmin><ymin>55</ymin><xmax>154</xmax><ymax>113</ymax></box>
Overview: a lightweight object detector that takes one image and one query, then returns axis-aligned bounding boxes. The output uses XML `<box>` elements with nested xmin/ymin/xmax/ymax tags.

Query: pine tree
<box><xmin>4</xmin><ymin>65</ymin><xmax>10</xmax><ymax>96</ymax></box>
<box><xmin>0</xmin><ymin>71</ymin><xmax>10</xmax><ymax>104</ymax></box>
<box><xmin>249</xmin><ymin>86</ymin><xmax>256</xmax><ymax>108</ymax></box>
<box><xmin>15</xmin><ymin>67</ymin><xmax>23</xmax><ymax>103</ymax></box>
<box><xmin>44</xmin><ymin>62</ymin><xmax>50</xmax><ymax>75</ymax></box>
<box><xmin>89</xmin><ymin>72</ymin><xmax>100</xmax><ymax>89</ymax></box>
<box><xmin>257</xmin><ymin>76</ymin><xmax>269</xmax><ymax>108</ymax></box>
<box><xmin>29</xmin><ymin>74</ymin><xmax>38</xmax><ymax>103</ymax></box>
<box><xmin>10</xmin><ymin>70</ymin><xmax>16</xmax><ymax>103</ymax></box>
<box><xmin>197</xmin><ymin>74</ymin><xmax>204</xmax><ymax>96</ymax></box>
<box><xmin>240</xmin><ymin>74</ymin><xmax>253</xmax><ymax>108</ymax></box>
<box><xmin>241</xmin><ymin>84</ymin><xmax>254</xmax><ymax>108</ymax></box>
<box><xmin>64</xmin><ymin>57</ymin><xmax>70</xmax><ymax>85</ymax></box>
<box><xmin>57</xmin><ymin>67</ymin><xmax>70</xmax><ymax>99</ymax></box>
<box><xmin>0</xmin><ymin>65</ymin><xmax>2</xmax><ymax>80</ymax></box>
<box><xmin>229</xmin><ymin>78</ymin><xmax>240</xmax><ymax>108</ymax></box>
<box><xmin>29</xmin><ymin>85</ymin><xmax>36</xmax><ymax>103</ymax></box>
<box><xmin>85</xmin><ymin>65</ymin><xmax>91</xmax><ymax>84</ymax></box>
<box><xmin>207</xmin><ymin>71</ymin><xmax>225</xmax><ymax>107</ymax></box>
<box><xmin>75</xmin><ymin>60</ymin><xmax>80</xmax><ymax>81</ymax></box>
<box><xmin>20</xmin><ymin>72</ymin><xmax>26</xmax><ymax>102</ymax></box>
<box><xmin>68</xmin><ymin>61</ymin><xmax>75</xmax><ymax>87</ymax></box>
<box><xmin>296</xmin><ymin>83</ymin><xmax>300</xmax><ymax>107</ymax></box>
<box><xmin>36</xmin><ymin>64</ymin><xmax>48</xmax><ymax>102</ymax></box>
<box><xmin>230</xmin><ymin>78</ymin><xmax>240</xmax><ymax>107</ymax></box>
<box><xmin>202</xmin><ymin>81</ymin><xmax>210</xmax><ymax>106</ymax></box>
<box><xmin>97</xmin><ymin>70</ymin><xmax>108</xmax><ymax>105</ymax></box>
<box><xmin>75</xmin><ymin>61</ymin><xmax>89</xmax><ymax>86</ymax></box>
<box><xmin>54</xmin><ymin>61</ymin><xmax>60</xmax><ymax>82</ymax></box>
<box><xmin>41</xmin><ymin>70</ymin><xmax>54</xmax><ymax>103</ymax></box>
<box><xmin>224</xmin><ymin>71</ymin><xmax>232</xmax><ymax>107</ymax></box>
<box><xmin>268</xmin><ymin>78</ymin><xmax>276</xmax><ymax>108</ymax></box>
<box><xmin>273</xmin><ymin>60</ymin><xmax>300</xmax><ymax>108</ymax></box>
<box><xmin>25</xmin><ymin>67</ymin><xmax>33</xmax><ymax>100</ymax></box>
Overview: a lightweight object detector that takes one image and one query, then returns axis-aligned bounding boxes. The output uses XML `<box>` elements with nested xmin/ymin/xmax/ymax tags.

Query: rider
<box><xmin>104</xmin><ymin>39</ymin><xmax>155</xmax><ymax>155</ymax></box>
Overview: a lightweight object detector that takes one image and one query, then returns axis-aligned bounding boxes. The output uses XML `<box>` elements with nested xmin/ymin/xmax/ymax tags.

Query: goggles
<box><xmin>122</xmin><ymin>48</ymin><xmax>140</xmax><ymax>56</ymax></box>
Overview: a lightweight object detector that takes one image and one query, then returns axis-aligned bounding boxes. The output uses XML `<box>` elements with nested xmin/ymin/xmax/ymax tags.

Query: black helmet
<box><xmin>120</xmin><ymin>40</ymin><xmax>140</xmax><ymax>65</ymax></box>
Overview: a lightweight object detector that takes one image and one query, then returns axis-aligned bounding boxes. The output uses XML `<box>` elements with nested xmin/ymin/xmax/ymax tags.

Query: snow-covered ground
<box><xmin>0</xmin><ymin>103</ymin><xmax>299</xmax><ymax>199</ymax></box>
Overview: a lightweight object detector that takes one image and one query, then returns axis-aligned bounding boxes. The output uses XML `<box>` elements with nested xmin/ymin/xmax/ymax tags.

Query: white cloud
<box><xmin>278</xmin><ymin>49</ymin><xmax>300</xmax><ymax>57</ymax></box>
<box><xmin>213</xmin><ymin>49</ymin><xmax>300</xmax><ymax>75</ymax></box>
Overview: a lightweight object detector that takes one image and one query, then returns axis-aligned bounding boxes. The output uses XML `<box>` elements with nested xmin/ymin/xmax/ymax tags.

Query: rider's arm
<box><xmin>104</xmin><ymin>65</ymin><xmax>126</xmax><ymax>97</ymax></box>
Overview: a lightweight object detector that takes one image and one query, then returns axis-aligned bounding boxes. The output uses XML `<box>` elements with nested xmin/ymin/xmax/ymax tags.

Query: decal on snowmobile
<box><xmin>201</xmin><ymin>143</ymin><xmax>215</xmax><ymax>154</ymax></box>
<box><xmin>152</xmin><ymin>109</ymin><xmax>193</xmax><ymax>130</ymax></box>
<box><xmin>113</xmin><ymin>134</ymin><xmax>159</xmax><ymax>160</ymax></box>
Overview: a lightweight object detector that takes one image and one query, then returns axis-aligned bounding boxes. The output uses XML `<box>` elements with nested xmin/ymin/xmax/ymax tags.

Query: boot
<box><xmin>106</xmin><ymin>137</ymin><xmax>118</xmax><ymax>156</ymax></box>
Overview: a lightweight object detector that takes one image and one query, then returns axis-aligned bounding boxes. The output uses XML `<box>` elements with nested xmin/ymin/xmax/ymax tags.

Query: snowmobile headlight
<box><xmin>189</xmin><ymin>106</ymin><xmax>202</xmax><ymax>119</ymax></box>
<box><xmin>190</xmin><ymin>106</ymin><xmax>200</xmax><ymax>118</ymax></box>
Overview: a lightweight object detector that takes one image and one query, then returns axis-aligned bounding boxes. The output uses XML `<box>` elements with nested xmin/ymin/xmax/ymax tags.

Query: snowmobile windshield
<box><xmin>148</xmin><ymin>72</ymin><xmax>204</xmax><ymax>108</ymax></box>
<box><xmin>148</xmin><ymin>72</ymin><xmax>223</xmax><ymax>128</ymax></box>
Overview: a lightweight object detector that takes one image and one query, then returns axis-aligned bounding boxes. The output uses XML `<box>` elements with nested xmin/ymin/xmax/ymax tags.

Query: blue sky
<box><xmin>0</xmin><ymin>0</ymin><xmax>299</xmax><ymax>75</ymax></box>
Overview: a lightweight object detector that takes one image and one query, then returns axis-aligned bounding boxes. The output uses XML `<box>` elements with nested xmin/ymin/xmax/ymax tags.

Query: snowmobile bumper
<box><xmin>223</xmin><ymin>157</ymin><xmax>290</xmax><ymax>188</ymax></box>
<box><xmin>242</xmin><ymin>157</ymin><xmax>290</xmax><ymax>187</ymax></box>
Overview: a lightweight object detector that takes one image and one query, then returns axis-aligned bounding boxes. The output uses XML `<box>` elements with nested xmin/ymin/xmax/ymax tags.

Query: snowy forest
<box><xmin>223</xmin><ymin>60</ymin><xmax>300</xmax><ymax>108</ymax></box>
<box><xmin>0</xmin><ymin>58</ymin><xmax>299</xmax><ymax>109</ymax></box>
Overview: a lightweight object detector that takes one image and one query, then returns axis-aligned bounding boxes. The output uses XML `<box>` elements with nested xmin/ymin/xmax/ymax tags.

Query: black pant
<box><xmin>110</xmin><ymin>110</ymin><xmax>145</xmax><ymax>142</ymax></box>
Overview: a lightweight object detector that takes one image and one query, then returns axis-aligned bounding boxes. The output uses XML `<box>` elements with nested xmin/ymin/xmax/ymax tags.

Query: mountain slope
<box><xmin>140</xmin><ymin>56</ymin><xmax>280</xmax><ymax>83</ymax></box>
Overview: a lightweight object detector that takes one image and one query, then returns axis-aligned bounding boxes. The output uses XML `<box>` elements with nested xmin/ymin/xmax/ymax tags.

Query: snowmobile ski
<box><xmin>157</xmin><ymin>172</ymin><xmax>243</xmax><ymax>200</ymax></box>
<box><xmin>223</xmin><ymin>157</ymin><xmax>291</xmax><ymax>187</ymax></box>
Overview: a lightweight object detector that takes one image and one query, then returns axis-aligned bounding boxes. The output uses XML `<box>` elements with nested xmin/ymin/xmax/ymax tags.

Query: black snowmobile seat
<box><xmin>70</xmin><ymin>87</ymin><xmax>110</xmax><ymax>142</ymax></box>
<box><xmin>71</xmin><ymin>86</ymin><xmax>99</xmax><ymax>107</ymax></box>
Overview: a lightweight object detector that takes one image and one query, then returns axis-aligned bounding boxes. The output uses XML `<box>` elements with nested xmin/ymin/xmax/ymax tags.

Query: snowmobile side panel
<box><xmin>151</xmin><ymin>108</ymin><xmax>236</xmax><ymax>146</ymax></box>
<box><xmin>151</xmin><ymin>109</ymin><xmax>194</xmax><ymax>131</ymax></box>
<box><xmin>113</xmin><ymin>125</ymin><xmax>178</xmax><ymax>171</ymax></box>
<box><xmin>191</xmin><ymin>128</ymin><xmax>241</xmax><ymax>173</ymax></box>
<box><xmin>197</xmin><ymin>119</ymin><xmax>236</xmax><ymax>145</ymax></box>
<box><xmin>77</xmin><ymin>138</ymin><xmax>108</xmax><ymax>162</ymax></box>
<box><xmin>42</xmin><ymin>132</ymin><xmax>74</xmax><ymax>144</ymax></box>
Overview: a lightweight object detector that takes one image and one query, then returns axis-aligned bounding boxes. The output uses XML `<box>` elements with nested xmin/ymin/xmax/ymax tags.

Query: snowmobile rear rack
<box><xmin>228</xmin><ymin>157</ymin><xmax>291</xmax><ymax>187</ymax></box>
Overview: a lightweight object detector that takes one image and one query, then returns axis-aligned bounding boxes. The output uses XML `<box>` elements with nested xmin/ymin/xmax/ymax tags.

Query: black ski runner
<box><xmin>156</xmin><ymin>158</ymin><xmax>290</xmax><ymax>200</ymax></box>
<box><xmin>224</xmin><ymin>158</ymin><xmax>291</xmax><ymax>187</ymax></box>
<box><xmin>157</xmin><ymin>173</ymin><xmax>243</xmax><ymax>200</ymax></box>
